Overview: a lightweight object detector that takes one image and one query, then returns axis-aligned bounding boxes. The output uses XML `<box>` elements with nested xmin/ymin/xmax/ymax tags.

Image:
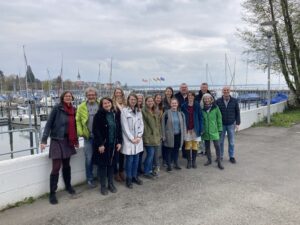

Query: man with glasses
<box><xmin>76</xmin><ymin>87</ymin><xmax>99</xmax><ymax>187</ymax></box>
<box><xmin>216</xmin><ymin>86</ymin><xmax>240</xmax><ymax>163</ymax></box>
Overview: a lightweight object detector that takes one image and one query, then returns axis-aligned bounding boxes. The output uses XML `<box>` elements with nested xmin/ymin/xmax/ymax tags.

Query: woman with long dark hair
<box><xmin>162</xmin><ymin>87</ymin><xmax>174</xmax><ymax>111</ymax></box>
<box><xmin>181</xmin><ymin>91</ymin><xmax>203</xmax><ymax>169</ymax></box>
<box><xmin>93</xmin><ymin>97</ymin><xmax>122</xmax><ymax>195</ymax></box>
<box><xmin>41</xmin><ymin>91</ymin><xmax>78</xmax><ymax>205</ymax></box>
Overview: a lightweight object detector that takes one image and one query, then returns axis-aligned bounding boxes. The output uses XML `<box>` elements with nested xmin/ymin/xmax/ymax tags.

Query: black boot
<box><xmin>49</xmin><ymin>174</ymin><xmax>59</xmax><ymax>204</ymax></box>
<box><xmin>62</xmin><ymin>167</ymin><xmax>76</xmax><ymax>195</ymax></box>
<box><xmin>126</xmin><ymin>178</ymin><xmax>133</xmax><ymax>189</ymax></box>
<box><xmin>204</xmin><ymin>148</ymin><xmax>212</xmax><ymax>166</ymax></box>
<box><xmin>192</xmin><ymin>151</ymin><xmax>197</xmax><ymax>169</ymax></box>
<box><xmin>174</xmin><ymin>162</ymin><xmax>181</xmax><ymax>170</ymax></box>
<box><xmin>186</xmin><ymin>150</ymin><xmax>192</xmax><ymax>169</ymax></box>
<box><xmin>108</xmin><ymin>172</ymin><xmax>117</xmax><ymax>193</ymax></box>
<box><xmin>100</xmin><ymin>175</ymin><xmax>108</xmax><ymax>195</ymax></box>
<box><xmin>218</xmin><ymin>161</ymin><xmax>224</xmax><ymax>170</ymax></box>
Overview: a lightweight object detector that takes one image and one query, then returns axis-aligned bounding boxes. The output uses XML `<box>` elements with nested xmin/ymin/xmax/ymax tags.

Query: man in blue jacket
<box><xmin>216</xmin><ymin>86</ymin><xmax>241</xmax><ymax>163</ymax></box>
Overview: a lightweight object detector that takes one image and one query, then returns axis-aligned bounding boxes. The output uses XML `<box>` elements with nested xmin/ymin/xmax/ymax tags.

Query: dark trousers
<box><xmin>166</xmin><ymin>133</ymin><xmax>181</xmax><ymax>167</ymax></box>
<box><xmin>138</xmin><ymin>151</ymin><xmax>144</xmax><ymax>175</ymax></box>
<box><xmin>165</xmin><ymin>147</ymin><xmax>179</xmax><ymax>167</ymax></box>
<box><xmin>98</xmin><ymin>165</ymin><xmax>114</xmax><ymax>187</ymax></box>
<box><xmin>161</xmin><ymin>145</ymin><xmax>168</xmax><ymax>163</ymax></box>
<box><xmin>114</xmin><ymin>152</ymin><xmax>125</xmax><ymax>174</ymax></box>
<box><xmin>204</xmin><ymin>140</ymin><xmax>221</xmax><ymax>162</ymax></box>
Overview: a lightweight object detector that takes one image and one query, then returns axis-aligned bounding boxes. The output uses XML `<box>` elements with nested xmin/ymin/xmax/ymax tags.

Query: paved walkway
<box><xmin>1</xmin><ymin>125</ymin><xmax>300</xmax><ymax>225</ymax></box>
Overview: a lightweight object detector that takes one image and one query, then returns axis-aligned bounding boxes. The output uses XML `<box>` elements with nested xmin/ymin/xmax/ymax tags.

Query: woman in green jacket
<box><xmin>202</xmin><ymin>93</ymin><xmax>224</xmax><ymax>170</ymax></box>
<box><xmin>142</xmin><ymin>96</ymin><xmax>162</xmax><ymax>179</ymax></box>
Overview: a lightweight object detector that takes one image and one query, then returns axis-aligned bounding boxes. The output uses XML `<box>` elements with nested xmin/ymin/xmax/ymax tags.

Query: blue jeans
<box><xmin>144</xmin><ymin>146</ymin><xmax>158</xmax><ymax>175</ymax></box>
<box><xmin>125</xmin><ymin>154</ymin><xmax>139</xmax><ymax>179</ymax></box>
<box><xmin>219</xmin><ymin>124</ymin><xmax>235</xmax><ymax>158</ymax></box>
<box><xmin>84</xmin><ymin>138</ymin><xmax>94</xmax><ymax>182</ymax></box>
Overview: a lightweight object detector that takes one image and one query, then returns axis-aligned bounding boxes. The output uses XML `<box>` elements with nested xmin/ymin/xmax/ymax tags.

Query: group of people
<box><xmin>40</xmin><ymin>82</ymin><xmax>241</xmax><ymax>205</ymax></box>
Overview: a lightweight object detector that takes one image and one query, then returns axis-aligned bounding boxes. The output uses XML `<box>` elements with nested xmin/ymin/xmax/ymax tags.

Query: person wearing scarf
<box><xmin>201</xmin><ymin>93</ymin><xmax>224</xmax><ymax>170</ymax></box>
<box><xmin>41</xmin><ymin>91</ymin><xmax>79</xmax><ymax>205</ymax></box>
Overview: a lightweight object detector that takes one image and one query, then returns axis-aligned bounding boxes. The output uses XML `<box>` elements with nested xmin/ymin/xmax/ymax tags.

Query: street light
<box><xmin>261</xmin><ymin>20</ymin><xmax>277</xmax><ymax>125</ymax></box>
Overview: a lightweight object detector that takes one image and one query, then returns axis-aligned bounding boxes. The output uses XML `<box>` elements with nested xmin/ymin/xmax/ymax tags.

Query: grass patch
<box><xmin>253</xmin><ymin>107</ymin><xmax>300</xmax><ymax>127</ymax></box>
<box><xmin>1</xmin><ymin>197</ymin><xmax>36</xmax><ymax>212</ymax></box>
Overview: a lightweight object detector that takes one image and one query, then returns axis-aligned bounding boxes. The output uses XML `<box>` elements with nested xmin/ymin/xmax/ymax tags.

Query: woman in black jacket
<box><xmin>40</xmin><ymin>91</ymin><xmax>79</xmax><ymax>205</ymax></box>
<box><xmin>92</xmin><ymin>97</ymin><xmax>122</xmax><ymax>195</ymax></box>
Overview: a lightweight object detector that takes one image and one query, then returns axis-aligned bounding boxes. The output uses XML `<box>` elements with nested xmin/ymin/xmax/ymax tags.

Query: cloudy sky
<box><xmin>0</xmin><ymin>0</ymin><xmax>271</xmax><ymax>86</ymax></box>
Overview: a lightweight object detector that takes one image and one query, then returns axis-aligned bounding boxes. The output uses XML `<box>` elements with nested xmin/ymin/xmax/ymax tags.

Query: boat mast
<box><xmin>23</xmin><ymin>45</ymin><xmax>29</xmax><ymax>99</ymax></box>
<box><xmin>97</xmin><ymin>63</ymin><xmax>101</xmax><ymax>96</ymax></box>
<box><xmin>60</xmin><ymin>54</ymin><xmax>64</xmax><ymax>92</ymax></box>
<box><xmin>109</xmin><ymin>57</ymin><xmax>112</xmax><ymax>96</ymax></box>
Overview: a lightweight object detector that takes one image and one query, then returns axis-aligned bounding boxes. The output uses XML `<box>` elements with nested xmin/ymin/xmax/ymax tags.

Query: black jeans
<box><xmin>98</xmin><ymin>165</ymin><xmax>114</xmax><ymax>187</ymax></box>
<box><xmin>166</xmin><ymin>133</ymin><xmax>181</xmax><ymax>167</ymax></box>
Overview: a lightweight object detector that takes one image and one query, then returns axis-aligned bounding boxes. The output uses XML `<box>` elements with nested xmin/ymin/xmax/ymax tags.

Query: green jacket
<box><xmin>76</xmin><ymin>100</ymin><xmax>99</xmax><ymax>139</ymax></box>
<box><xmin>142</xmin><ymin>107</ymin><xmax>161</xmax><ymax>146</ymax></box>
<box><xmin>202</xmin><ymin>105</ymin><xmax>223</xmax><ymax>141</ymax></box>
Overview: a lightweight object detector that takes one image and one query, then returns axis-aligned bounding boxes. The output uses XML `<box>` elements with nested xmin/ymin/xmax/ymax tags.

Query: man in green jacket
<box><xmin>76</xmin><ymin>87</ymin><xmax>99</xmax><ymax>188</ymax></box>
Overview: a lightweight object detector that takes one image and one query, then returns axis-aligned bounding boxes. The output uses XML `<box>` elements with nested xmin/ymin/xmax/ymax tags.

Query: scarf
<box><xmin>63</xmin><ymin>103</ymin><xmax>78</xmax><ymax>147</ymax></box>
<box><xmin>204</xmin><ymin>104</ymin><xmax>212</xmax><ymax>112</ymax></box>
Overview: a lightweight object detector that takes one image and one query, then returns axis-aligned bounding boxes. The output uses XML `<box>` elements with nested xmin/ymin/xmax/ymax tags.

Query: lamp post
<box><xmin>261</xmin><ymin>21</ymin><xmax>277</xmax><ymax>124</ymax></box>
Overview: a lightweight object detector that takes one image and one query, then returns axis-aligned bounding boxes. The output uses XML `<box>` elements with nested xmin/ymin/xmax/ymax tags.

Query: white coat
<box><xmin>121</xmin><ymin>107</ymin><xmax>144</xmax><ymax>155</ymax></box>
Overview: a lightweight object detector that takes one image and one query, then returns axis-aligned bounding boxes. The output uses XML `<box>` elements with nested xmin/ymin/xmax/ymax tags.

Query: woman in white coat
<box><xmin>121</xmin><ymin>93</ymin><xmax>144</xmax><ymax>188</ymax></box>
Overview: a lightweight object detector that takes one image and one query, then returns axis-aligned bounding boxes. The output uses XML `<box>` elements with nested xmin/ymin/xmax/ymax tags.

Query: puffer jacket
<box><xmin>201</xmin><ymin>104</ymin><xmax>223</xmax><ymax>141</ymax></box>
<box><xmin>215</xmin><ymin>96</ymin><xmax>241</xmax><ymax>126</ymax></box>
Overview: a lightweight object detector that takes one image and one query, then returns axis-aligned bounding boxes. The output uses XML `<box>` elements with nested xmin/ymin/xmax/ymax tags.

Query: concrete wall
<box><xmin>0</xmin><ymin>101</ymin><xmax>287</xmax><ymax>210</ymax></box>
<box><xmin>239</xmin><ymin>101</ymin><xmax>287</xmax><ymax>130</ymax></box>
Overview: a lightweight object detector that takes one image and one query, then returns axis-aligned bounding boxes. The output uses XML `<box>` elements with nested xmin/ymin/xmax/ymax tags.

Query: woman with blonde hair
<box><xmin>161</xmin><ymin>98</ymin><xmax>186</xmax><ymax>172</ymax></box>
<box><xmin>112</xmin><ymin>88</ymin><xmax>126</xmax><ymax>182</ymax></box>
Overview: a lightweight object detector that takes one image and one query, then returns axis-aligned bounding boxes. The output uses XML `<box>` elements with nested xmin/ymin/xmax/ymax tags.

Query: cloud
<box><xmin>0</xmin><ymin>0</ymin><xmax>267</xmax><ymax>86</ymax></box>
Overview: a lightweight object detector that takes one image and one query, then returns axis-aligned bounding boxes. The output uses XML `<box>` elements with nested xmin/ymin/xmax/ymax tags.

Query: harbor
<box><xmin>0</xmin><ymin>85</ymin><xmax>289</xmax><ymax>161</ymax></box>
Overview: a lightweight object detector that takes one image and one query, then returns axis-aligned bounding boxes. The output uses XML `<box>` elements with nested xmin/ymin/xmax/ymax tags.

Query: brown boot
<box><xmin>114</xmin><ymin>173</ymin><xmax>122</xmax><ymax>182</ymax></box>
<box><xmin>119</xmin><ymin>172</ymin><xmax>126</xmax><ymax>182</ymax></box>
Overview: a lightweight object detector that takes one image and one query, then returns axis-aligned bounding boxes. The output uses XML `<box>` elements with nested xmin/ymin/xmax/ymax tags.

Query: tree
<box><xmin>238</xmin><ymin>0</ymin><xmax>300</xmax><ymax>105</ymax></box>
<box><xmin>26</xmin><ymin>65</ymin><xmax>35</xmax><ymax>83</ymax></box>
